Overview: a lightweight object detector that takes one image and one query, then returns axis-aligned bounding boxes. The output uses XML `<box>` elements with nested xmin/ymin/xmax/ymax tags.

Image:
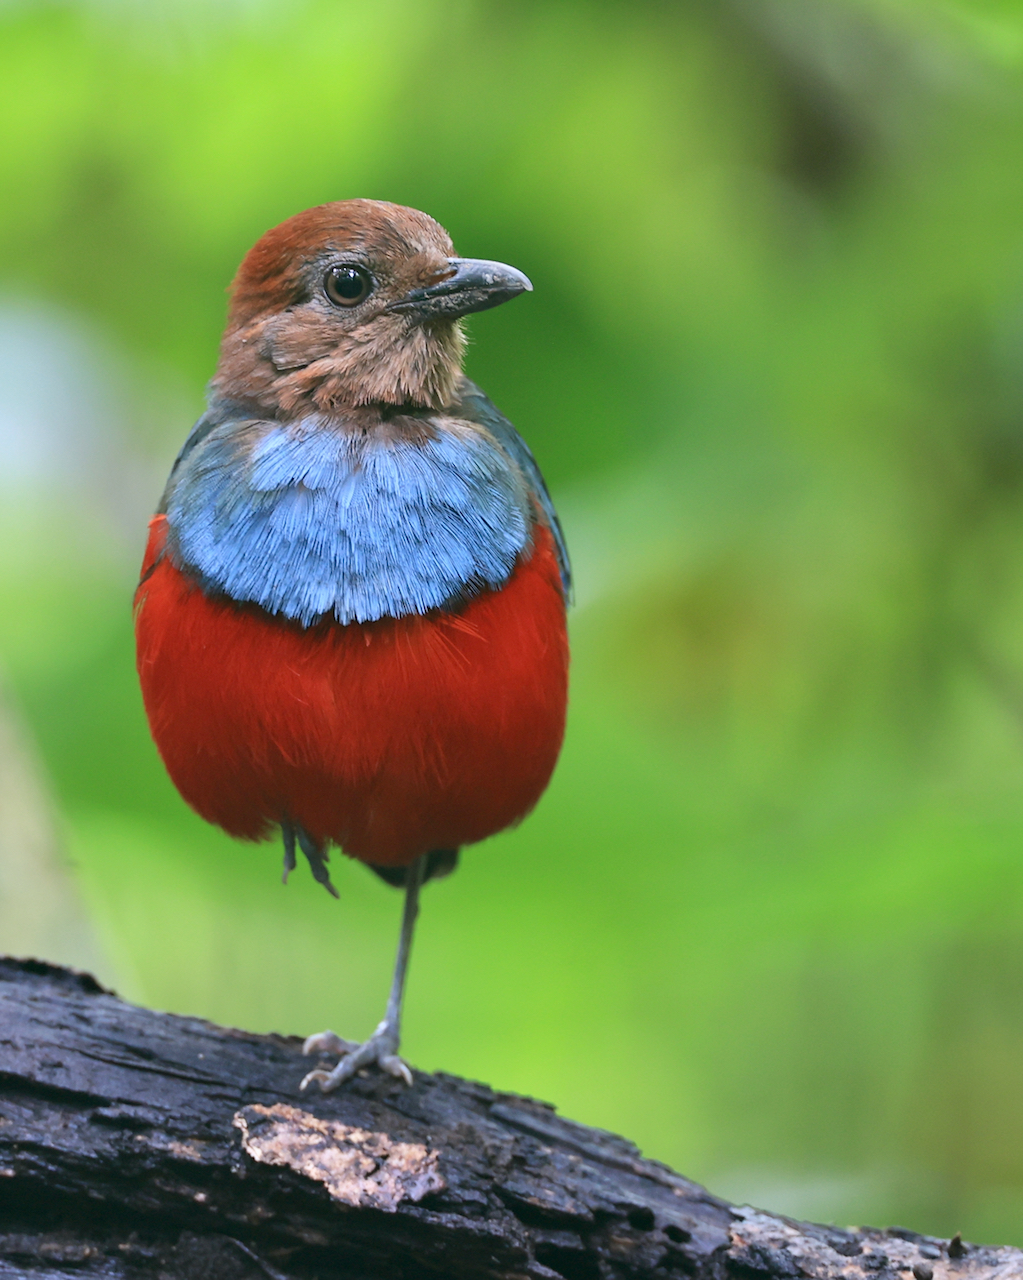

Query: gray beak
<box><xmin>390</xmin><ymin>257</ymin><xmax>533</xmax><ymax>321</ymax></box>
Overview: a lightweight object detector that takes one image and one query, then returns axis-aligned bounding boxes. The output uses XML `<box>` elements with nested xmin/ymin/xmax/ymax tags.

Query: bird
<box><xmin>134</xmin><ymin>199</ymin><xmax>570</xmax><ymax>1091</ymax></box>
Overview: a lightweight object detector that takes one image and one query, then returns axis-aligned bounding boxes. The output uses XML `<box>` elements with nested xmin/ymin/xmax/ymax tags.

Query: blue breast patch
<box><xmin>163</xmin><ymin>411</ymin><xmax>535</xmax><ymax>626</ymax></box>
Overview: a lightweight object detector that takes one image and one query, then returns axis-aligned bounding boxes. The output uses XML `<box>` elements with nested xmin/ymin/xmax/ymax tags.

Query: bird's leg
<box><xmin>301</xmin><ymin>854</ymin><xmax>426</xmax><ymax>1092</ymax></box>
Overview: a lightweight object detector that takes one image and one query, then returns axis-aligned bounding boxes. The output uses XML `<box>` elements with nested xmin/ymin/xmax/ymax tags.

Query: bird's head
<box><xmin>211</xmin><ymin>199</ymin><xmax>531</xmax><ymax>417</ymax></box>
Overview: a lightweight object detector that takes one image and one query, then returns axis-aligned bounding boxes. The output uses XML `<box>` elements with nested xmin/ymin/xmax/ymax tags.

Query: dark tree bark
<box><xmin>0</xmin><ymin>956</ymin><xmax>1018</xmax><ymax>1280</ymax></box>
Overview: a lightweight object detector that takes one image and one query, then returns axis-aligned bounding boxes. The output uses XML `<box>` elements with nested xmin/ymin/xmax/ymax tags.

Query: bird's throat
<box><xmin>213</xmin><ymin>315</ymin><xmax>466</xmax><ymax>416</ymax></box>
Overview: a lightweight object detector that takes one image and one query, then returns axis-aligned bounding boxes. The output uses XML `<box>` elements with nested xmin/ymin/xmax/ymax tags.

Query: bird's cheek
<box><xmin>265</xmin><ymin>314</ymin><xmax>340</xmax><ymax>372</ymax></box>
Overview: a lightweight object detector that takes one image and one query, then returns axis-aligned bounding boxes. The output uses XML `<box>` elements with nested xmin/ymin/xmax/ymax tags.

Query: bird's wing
<box><xmin>454</xmin><ymin>378</ymin><xmax>572</xmax><ymax>601</ymax></box>
<box><xmin>156</xmin><ymin>402</ymin><xmax>255</xmax><ymax>515</ymax></box>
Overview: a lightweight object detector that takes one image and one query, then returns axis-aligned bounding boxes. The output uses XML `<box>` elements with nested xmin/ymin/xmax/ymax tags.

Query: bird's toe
<box><xmin>298</xmin><ymin>1027</ymin><xmax>412</xmax><ymax>1092</ymax></box>
<box><xmin>302</xmin><ymin>1029</ymin><xmax>358</xmax><ymax>1057</ymax></box>
<box><xmin>380</xmin><ymin>1054</ymin><xmax>414</xmax><ymax>1085</ymax></box>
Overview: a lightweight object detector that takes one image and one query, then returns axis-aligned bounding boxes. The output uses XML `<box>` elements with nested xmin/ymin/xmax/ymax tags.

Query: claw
<box><xmin>300</xmin><ymin>1052</ymin><xmax>361</xmax><ymax>1093</ymax></box>
<box><xmin>299</xmin><ymin>1067</ymin><xmax>333</xmax><ymax>1092</ymax></box>
<box><xmin>380</xmin><ymin>1055</ymin><xmax>414</xmax><ymax>1085</ymax></box>
<box><xmin>298</xmin><ymin>1025</ymin><xmax>412</xmax><ymax>1092</ymax></box>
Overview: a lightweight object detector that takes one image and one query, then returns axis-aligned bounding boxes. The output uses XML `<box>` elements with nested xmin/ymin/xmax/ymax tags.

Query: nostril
<box><xmin>426</xmin><ymin>263</ymin><xmax>458</xmax><ymax>285</ymax></box>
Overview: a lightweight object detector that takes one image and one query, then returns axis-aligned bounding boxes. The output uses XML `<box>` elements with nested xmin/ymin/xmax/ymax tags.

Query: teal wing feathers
<box><xmin>454</xmin><ymin>377</ymin><xmax>572</xmax><ymax>601</ymax></box>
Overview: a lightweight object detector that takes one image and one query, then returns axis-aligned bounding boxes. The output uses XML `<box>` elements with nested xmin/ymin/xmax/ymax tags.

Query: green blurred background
<box><xmin>4</xmin><ymin>0</ymin><xmax>1023</xmax><ymax>1245</ymax></box>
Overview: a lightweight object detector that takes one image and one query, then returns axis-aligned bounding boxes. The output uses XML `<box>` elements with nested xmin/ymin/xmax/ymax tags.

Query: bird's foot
<box><xmin>299</xmin><ymin>1022</ymin><xmax>413</xmax><ymax>1092</ymax></box>
<box><xmin>281</xmin><ymin>820</ymin><xmax>338</xmax><ymax>898</ymax></box>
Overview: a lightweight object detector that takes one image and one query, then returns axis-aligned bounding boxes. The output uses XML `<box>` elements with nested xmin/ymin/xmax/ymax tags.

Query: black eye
<box><xmin>324</xmin><ymin>264</ymin><xmax>372</xmax><ymax>307</ymax></box>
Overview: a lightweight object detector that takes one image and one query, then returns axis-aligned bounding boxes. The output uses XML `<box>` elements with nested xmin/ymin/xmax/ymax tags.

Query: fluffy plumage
<box><xmin>161</xmin><ymin>400</ymin><xmax>534</xmax><ymax>626</ymax></box>
<box><xmin>135</xmin><ymin>198</ymin><xmax>569</xmax><ymax>874</ymax></box>
<box><xmin>136</xmin><ymin>516</ymin><xmax>567</xmax><ymax>865</ymax></box>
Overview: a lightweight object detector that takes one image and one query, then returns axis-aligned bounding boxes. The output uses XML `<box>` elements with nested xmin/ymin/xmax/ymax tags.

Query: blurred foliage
<box><xmin>5</xmin><ymin>0</ymin><xmax>1023</xmax><ymax>1245</ymax></box>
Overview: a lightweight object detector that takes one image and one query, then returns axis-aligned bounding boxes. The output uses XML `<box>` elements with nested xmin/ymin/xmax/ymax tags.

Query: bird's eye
<box><xmin>324</xmin><ymin>264</ymin><xmax>372</xmax><ymax>307</ymax></box>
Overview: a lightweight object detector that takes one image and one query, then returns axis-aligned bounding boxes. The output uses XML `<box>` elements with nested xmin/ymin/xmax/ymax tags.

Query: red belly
<box><xmin>134</xmin><ymin>516</ymin><xmax>569</xmax><ymax>866</ymax></box>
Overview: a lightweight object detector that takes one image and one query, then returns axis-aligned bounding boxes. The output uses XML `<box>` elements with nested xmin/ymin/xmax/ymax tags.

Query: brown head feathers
<box><xmin>212</xmin><ymin>200</ymin><xmax>468</xmax><ymax>416</ymax></box>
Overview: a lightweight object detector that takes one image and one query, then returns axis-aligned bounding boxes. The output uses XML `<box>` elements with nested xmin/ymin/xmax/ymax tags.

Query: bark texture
<box><xmin>1</xmin><ymin>956</ymin><xmax>1020</xmax><ymax>1280</ymax></box>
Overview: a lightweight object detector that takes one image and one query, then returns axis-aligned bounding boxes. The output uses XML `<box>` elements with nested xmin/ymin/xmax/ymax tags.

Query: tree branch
<box><xmin>0</xmin><ymin>957</ymin><xmax>1016</xmax><ymax>1279</ymax></box>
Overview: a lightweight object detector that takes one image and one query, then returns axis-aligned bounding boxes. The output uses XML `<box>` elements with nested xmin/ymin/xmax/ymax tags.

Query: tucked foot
<box><xmin>281</xmin><ymin>821</ymin><xmax>297</xmax><ymax>884</ymax></box>
<box><xmin>300</xmin><ymin>1022</ymin><xmax>413</xmax><ymax>1092</ymax></box>
<box><xmin>281</xmin><ymin>821</ymin><xmax>338</xmax><ymax>898</ymax></box>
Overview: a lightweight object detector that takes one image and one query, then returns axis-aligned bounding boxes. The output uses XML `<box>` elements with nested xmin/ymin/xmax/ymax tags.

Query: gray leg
<box><xmin>301</xmin><ymin>854</ymin><xmax>426</xmax><ymax>1091</ymax></box>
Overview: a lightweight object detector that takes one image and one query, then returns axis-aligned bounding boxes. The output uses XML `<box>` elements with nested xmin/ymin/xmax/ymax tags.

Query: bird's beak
<box><xmin>389</xmin><ymin>258</ymin><xmax>533</xmax><ymax>321</ymax></box>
